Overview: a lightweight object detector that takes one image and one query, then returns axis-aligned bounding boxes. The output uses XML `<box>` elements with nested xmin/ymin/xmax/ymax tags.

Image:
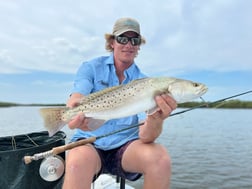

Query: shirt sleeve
<box><xmin>71</xmin><ymin>62</ymin><xmax>94</xmax><ymax>95</ymax></box>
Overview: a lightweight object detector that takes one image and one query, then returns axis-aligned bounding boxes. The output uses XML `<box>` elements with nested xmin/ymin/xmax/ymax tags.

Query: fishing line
<box><xmin>23</xmin><ymin>90</ymin><xmax>251</xmax><ymax>163</ymax></box>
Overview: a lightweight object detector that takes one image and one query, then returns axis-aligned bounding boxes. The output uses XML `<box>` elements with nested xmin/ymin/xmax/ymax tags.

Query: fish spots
<box><xmin>44</xmin><ymin>77</ymin><xmax>207</xmax><ymax>130</ymax></box>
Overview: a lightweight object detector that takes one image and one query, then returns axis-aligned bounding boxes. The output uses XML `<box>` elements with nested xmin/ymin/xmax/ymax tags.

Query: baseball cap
<box><xmin>112</xmin><ymin>17</ymin><xmax>141</xmax><ymax>36</ymax></box>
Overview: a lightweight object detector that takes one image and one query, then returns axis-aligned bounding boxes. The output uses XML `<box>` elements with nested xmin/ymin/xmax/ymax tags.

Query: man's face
<box><xmin>112</xmin><ymin>31</ymin><xmax>140</xmax><ymax>65</ymax></box>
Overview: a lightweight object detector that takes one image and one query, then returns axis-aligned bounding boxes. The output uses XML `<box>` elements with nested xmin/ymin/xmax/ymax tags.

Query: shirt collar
<box><xmin>104</xmin><ymin>53</ymin><xmax>114</xmax><ymax>65</ymax></box>
<box><xmin>105</xmin><ymin>53</ymin><xmax>138</xmax><ymax>80</ymax></box>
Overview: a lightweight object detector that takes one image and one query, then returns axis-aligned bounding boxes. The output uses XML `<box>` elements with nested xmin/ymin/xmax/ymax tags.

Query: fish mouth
<box><xmin>202</xmin><ymin>86</ymin><xmax>208</xmax><ymax>93</ymax></box>
<box><xmin>194</xmin><ymin>85</ymin><xmax>208</xmax><ymax>96</ymax></box>
<box><xmin>199</xmin><ymin>86</ymin><xmax>208</xmax><ymax>96</ymax></box>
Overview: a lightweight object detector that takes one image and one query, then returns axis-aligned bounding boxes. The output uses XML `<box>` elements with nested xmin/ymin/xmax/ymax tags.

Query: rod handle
<box><xmin>23</xmin><ymin>136</ymin><xmax>97</xmax><ymax>164</ymax></box>
<box><xmin>52</xmin><ymin>136</ymin><xmax>97</xmax><ymax>155</ymax></box>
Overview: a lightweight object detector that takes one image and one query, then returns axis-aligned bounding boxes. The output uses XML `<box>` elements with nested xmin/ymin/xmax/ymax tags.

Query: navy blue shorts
<box><xmin>94</xmin><ymin>140</ymin><xmax>142</xmax><ymax>181</ymax></box>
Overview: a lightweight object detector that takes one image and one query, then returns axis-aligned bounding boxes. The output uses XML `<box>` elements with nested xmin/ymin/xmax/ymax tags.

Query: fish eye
<box><xmin>193</xmin><ymin>82</ymin><xmax>199</xmax><ymax>87</ymax></box>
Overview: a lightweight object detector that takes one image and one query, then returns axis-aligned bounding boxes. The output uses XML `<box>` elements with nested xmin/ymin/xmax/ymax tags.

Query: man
<box><xmin>63</xmin><ymin>17</ymin><xmax>177</xmax><ymax>189</ymax></box>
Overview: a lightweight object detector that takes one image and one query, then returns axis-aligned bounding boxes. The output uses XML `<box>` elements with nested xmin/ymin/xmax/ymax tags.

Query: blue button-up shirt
<box><xmin>71</xmin><ymin>53</ymin><xmax>146</xmax><ymax>150</ymax></box>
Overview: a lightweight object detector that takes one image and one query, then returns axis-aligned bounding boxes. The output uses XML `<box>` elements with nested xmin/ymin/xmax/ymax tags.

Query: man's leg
<box><xmin>122</xmin><ymin>140</ymin><xmax>171</xmax><ymax>189</ymax></box>
<box><xmin>63</xmin><ymin>144</ymin><xmax>101</xmax><ymax>189</ymax></box>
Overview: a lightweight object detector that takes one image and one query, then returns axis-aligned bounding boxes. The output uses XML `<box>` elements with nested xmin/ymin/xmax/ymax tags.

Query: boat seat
<box><xmin>116</xmin><ymin>175</ymin><xmax>126</xmax><ymax>189</ymax></box>
<box><xmin>92</xmin><ymin>174</ymin><xmax>127</xmax><ymax>189</ymax></box>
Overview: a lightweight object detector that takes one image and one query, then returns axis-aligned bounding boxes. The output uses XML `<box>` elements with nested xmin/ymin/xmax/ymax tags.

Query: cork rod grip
<box><xmin>52</xmin><ymin>136</ymin><xmax>97</xmax><ymax>155</ymax></box>
<box><xmin>23</xmin><ymin>136</ymin><xmax>97</xmax><ymax>164</ymax></box>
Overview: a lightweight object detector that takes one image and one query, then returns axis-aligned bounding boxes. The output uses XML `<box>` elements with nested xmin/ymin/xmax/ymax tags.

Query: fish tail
<box><xmin>39</xmin><ymin>107</ymin><xmax>67</xmax><ymax>136</ymax></box>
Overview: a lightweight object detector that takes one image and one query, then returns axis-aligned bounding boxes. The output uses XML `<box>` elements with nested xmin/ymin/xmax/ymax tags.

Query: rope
<box><xmin>25</xmin><ymin>134</ymin><xmax>39</xmax><ymax>146</ymax></box>
<box><xmin>11</xmin><ymin>136</ymin><xmax>16</xmax><ymax>150</ymax></box>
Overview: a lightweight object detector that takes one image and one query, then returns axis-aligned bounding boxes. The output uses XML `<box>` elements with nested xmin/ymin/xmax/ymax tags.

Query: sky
<box><xmin>0</xmin><ymin>0</ymin><xmax>251</xmax><ymax>104</ymax></box>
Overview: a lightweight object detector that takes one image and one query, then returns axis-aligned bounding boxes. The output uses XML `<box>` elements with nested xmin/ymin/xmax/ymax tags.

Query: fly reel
<box><xmin>39</xmin><ymin>155</ymin><xmax>65</xmax><ymax>182</ymax></box>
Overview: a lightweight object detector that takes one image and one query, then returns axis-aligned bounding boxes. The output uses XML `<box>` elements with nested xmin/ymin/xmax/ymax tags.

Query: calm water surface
<box><xmin>0</xmin><ymin>107</ymin><xmax>251</xmax><ymax>189</ymax></box>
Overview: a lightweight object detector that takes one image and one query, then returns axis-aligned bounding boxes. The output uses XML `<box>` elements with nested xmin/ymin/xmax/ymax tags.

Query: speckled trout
<box><xmin>40</xmin><ymin>77</ymin><xmax>207</xmax><ymax>136</ymax></box>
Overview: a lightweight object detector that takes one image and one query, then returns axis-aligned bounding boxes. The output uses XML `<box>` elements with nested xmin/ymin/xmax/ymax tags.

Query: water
<box><xmin>161</xmin><ymin>109</ymin><xmax>252</xmax><ymax>189</ymax></box>
<box><xmin>0</xmin><ymin>107</ymin><xmax>252</xmax><ymax>189</ymax></box>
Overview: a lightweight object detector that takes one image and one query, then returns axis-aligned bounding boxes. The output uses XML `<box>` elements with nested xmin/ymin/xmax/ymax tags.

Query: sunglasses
<box><xmin>115</xmin><ymin>35</ymin><xmax>141</xmax><ymax>46</ymax></box>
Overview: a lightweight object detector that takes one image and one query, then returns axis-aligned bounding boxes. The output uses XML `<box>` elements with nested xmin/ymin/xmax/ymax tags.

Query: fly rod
<box><xmin>23</xmin><ymin>90</ymin><xmax>252</xmax><ymax>164</ymax></box>
<box><xmin>23</xmin><ymin>123</ymin><xmax>142</xmax><ymax>164</ymax></box>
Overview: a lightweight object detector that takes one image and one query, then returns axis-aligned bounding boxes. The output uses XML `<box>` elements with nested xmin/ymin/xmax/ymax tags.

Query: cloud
<box><xmin>1</xmin><ymin>0</ymin><xmax>252</xmax><ymax>76</ymax></box>
<box><xmin>0</xmin><ymin>49</ymin><xmax>29</xmax><ymax>73</ymax></box>
<box><xmin>137</xmin><ymin>0</ymin><xmax>252</xmax><ymax>75</ymax></box>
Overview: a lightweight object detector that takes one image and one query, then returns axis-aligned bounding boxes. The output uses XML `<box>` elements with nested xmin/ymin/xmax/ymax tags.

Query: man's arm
<box><xmin>139</xmin><ymin>94</ymin><xmax>177</xmax><ymax>143</ymax></box>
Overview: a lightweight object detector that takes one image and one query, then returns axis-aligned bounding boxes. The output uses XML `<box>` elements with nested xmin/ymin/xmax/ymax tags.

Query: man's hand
<box><xmin>67</xmin><ymin>93</ymin><xmax>91</xmax><ymax>131</ymax></box>
<box><xmin>150</xmin><ymin>94</ymin><xmax>177</xmax><ymax>121</ymax></box>
<box><xmin>139</xmin><ymin>94</ymin><xmax>177</xmax><ymax>143</ymax></box>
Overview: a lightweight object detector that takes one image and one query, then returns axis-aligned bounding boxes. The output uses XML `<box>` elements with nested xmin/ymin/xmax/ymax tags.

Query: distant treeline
<box><xmin>1</xmin><ymin>100</ymin><xmax>252</xmax><ymax>109</ymax></box>
<box><xmin>0</xmin><ymin>102</ymin><xmax>65</xmax><ymax>107</ymax></box>
<box><xmin>178</xmin><ymin>100</ymin><xmax>252</xmax><ymax>109</ymax></box>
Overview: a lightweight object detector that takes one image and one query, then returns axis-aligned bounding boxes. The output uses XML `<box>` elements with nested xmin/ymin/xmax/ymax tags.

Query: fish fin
<box><xmin>146</xmin><ymin>106</ymin><xmax>158</xmax><ymax>115</ymax></box>
<box><xmin>86</xmin><ymin>118</ymin><xmax>106</xmax><ymax>130</ymax></box>
<box><xmin>39</xmin><ymin>107</ymin><xmax>68</xmax><ymax>136</ymax></box>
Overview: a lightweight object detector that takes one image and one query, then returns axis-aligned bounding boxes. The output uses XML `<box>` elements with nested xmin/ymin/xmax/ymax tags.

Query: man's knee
<box><xmin>66</xmin><ymin>145</ymin><xmax>101</xmax><ymax>171</ymax></box>
<box><xmin>145</xmin><ymin>145</ymin><xmax>171</xmax><ymax>172</ymax></box>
